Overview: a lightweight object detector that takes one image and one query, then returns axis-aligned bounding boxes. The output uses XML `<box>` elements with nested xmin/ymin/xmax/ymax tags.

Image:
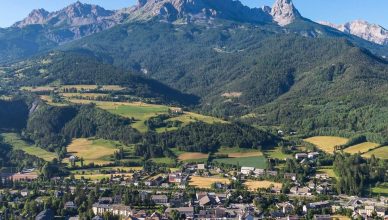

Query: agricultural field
<box><xmin>177</xmin><ymin>152</ymin><xmax>209</xmax><ymax>162</ymax></box>
<box><xmin>214</xmin><ymin>156</ymin><xmax>267</xmax><ymax>169</ymax></box>
<box><xmin>73</xmin><ymin>173</ymin><xmax>132</xmax><ymax>181</ymax></box>
<box><xmin>66</xmin><ymin>138</ymin><xmax>125</xmax><ymax>165</ymax></box>
<box><xmin>68</xmin><ymin>100</ymin><xmax>170</xmax><ymax>132</ymax></box>
<box><xmin>61</xmin><ymin>93</ymin><xmax>109</xmax><ymax>99</ymax></box>
<box><xmin>244</xmin><ymin>180</ymin><xmax>282</xmax><ymax>191</ymax></box>
<box><xmin>331</xmin><ymin>215</ymin><xmax>351</xmax><ymax>220</ymax></box>
<box><xmin>343</xmin><ymin>142</ymin><xmax>379</xmax><ymax>154</ymax></box>
<box><xmin>189</xmin><ymin>176</ymin><xmax>230</xmax><ymax>189</ymax></box>
<box><xmin>362</xmin><ymin>146</ymin><xmax>388</xmax><ymax>160</ymax></box>
<box><xmin>1</xmin><ymin>133</ymin><xmax>57</xmax><ymax>162</ymax></box>
<box><xmin>151</xmin><ymin>157</ymin><xmax>176</xmax><ymax>165</ymax></box>
<box><xmin>263</xmin><ymin>147</ymin><xmax>292</xmax><ymax>160</ymax></box>
<box><xmin>304</xmin><ymin>136</ymin><xmax>348</xmax><ymax>154</ymax></box>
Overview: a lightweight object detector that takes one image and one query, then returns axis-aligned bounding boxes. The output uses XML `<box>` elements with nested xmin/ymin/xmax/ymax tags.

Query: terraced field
<box><xmin>304</xmin><ymin>136</ymin><xmax>348</xmax><ymax>154</ymax></box>
<box><xmin>1</xmin><ymin>133</ymin><xmax>57</xmax><ymax>162</ymax></box>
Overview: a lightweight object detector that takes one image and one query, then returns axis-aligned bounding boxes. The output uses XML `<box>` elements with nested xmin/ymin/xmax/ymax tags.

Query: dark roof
<box><xmin>36</xmin><ymin>209</ymin><xmax>54</xmax><ymax>220</ymax></box>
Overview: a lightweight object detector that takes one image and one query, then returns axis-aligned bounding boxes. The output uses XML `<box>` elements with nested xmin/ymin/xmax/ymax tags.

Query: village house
<box><xmin>308</xmin><ymin>152</ymin><xmax>320</xmax><ymax>159</ymax></box>
<box><xmin>277</xmin><ymin>202</ymin><xmax>295</xmax><ymax>214</ymax></box>
<box><xmin>291</xmin><ymin>187</ymin><xmax>311</xmax><ymax>196</ymax></box>
<box><xmin>165</xmin><ymin>207</ymin><xmax>194</xmax><ymax>219</ymax></box>
<box><xmin>64</xmin><ymin>201</ymin><xmax>77</xmax><ymax>210</ymax></box>
<box><xmin>304</xmin><ymin>201</ymin><xmax>331</xmax><ymax>212</ymax></box>
<box><xmin>240</xmin><ymin>167</ymin><xmax>255</xmax><ymax>175</ymax></box>
<box><xmin>151</xmin><ymin>195</ymin><xmax>169</xmax><ymax>205</ymax></box>
<box><xmin>284</xmin><ymin>173</ymin><xmax>297</xmax><ymax>181</ymax></box>
<box><xmin>295</xmin><ymin>153</ymin><xmax>308</xmax><ymax>160</ymax></box>
<box><xmin>313</xmin><ymin>215</ymin><xmax>331</xmax><ymax>220</ymax></box>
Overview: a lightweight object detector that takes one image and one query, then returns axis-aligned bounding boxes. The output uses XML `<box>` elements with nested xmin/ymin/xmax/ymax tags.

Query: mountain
<box><xmin>0</xmin><ymin>51</ymin><xmax>199</xmax><ymax>105</ymax></box>
<box><xmin>319</xmin><ymin>20</ymin><xmax>388</xmax><ymax>46</ymax></box>
<box><xmin>271</xmin><ymin>0</ymin><xmax>302</xmax><ymax>26</ymax></box>
<box><xmin>126</xmin><ymin>0</ymin><xmax>272</xmax><ymax>23</ymax></box>
<box><xmin>13</xmin><ymin>1</ymin><xmax>127</xmax><ymax>43</ymax></box>
<box><xmin>0</xmin><ymin>2</ymin><xmax>128</xmax><ymax>63</ymax></box>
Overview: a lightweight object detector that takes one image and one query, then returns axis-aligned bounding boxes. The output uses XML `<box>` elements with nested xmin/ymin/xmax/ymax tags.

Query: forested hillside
<box><xmin>59</xmin><ymin>20</ymin><xmax>388</xmax><ymax>141</ymax></box>
<box><xmin>0</xmin><ymin>51</ymin><xmax>199</xmax><ymax>105</ymax></box>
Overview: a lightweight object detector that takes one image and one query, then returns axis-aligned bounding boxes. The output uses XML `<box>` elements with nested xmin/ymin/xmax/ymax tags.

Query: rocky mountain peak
<box><xmin>271</xmin><ymin>0</ymin><xmax>301</xmax><ymax>26</ymax></box>
<box><xmin>319</xmin><ymin>20</ymin><xmax>388</xmax><ymax>45</ymax></box>
<box><xmin>129</xmin><ymin>0</ymin><xmax>272</xmax><ymax>23</ymax></box>
<box><xmin>13</xmin><ymin>9</ymin><xmax>49</xmax><ymax>27</ymax></box>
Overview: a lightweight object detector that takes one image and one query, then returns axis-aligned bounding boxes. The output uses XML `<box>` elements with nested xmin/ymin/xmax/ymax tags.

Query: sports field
<box><xmin>1</xmin><ymin>133</ymin><xmax>57</xmax><ymax>162</ymax></box>
<box><xmin>304</xmin><ymin>136</ymin><xmax>348</xmax><ymax>153</ymax></box>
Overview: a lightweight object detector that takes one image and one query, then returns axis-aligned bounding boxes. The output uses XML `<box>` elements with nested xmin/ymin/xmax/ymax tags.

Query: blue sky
<box><xmin>0</xmin><ymin>0</ymin><xmax>387</xmax><ymax>28</ymax></box>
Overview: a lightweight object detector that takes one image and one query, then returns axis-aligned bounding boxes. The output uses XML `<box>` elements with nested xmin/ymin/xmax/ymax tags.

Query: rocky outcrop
<box><xmin>271</xmin><ymin>0</ymin><xmax>301</xmax><ymax>26</ymax></box>
<box><xmin>320</xmin><ymin>20</ymin><xmax>388</xmax><ymax>45</ymax></box>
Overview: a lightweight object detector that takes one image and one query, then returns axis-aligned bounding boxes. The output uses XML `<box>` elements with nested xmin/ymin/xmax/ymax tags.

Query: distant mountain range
<box><xmin>319</xmin><ymin>20</ymin><xmax>388</xmax><ymax>46</ymax></box>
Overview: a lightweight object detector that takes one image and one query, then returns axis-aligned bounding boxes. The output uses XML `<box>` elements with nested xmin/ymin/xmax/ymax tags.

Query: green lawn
<box><xmin>1</xmin><ymin>133</ymin><xmax>57</xmax><ymax>162</ymax></box>
<box><xmin>214</xmin><ymin>156</ymin><xmax>267</xmax><ymax>169</ymax></box>
<box><xmin>371</xmin><ymin>183</ymin><xmax>388</xmax><ymax>196</ymax></box>
<box><xmin>151</xmin><ymin>157</ymin><xmax>176</xmax><ymax>165</ymax></box>
<box><xmin>263</xmin><ymin>147</ymin><xmax>292</xmax><ymax>160</ymax></box>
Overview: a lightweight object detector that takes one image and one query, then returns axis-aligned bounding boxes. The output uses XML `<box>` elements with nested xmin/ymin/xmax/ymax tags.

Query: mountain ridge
<box><xmin>319</xmin><ymin>20</ymin><xmax>388</xmax><ymax>46</ymax></box>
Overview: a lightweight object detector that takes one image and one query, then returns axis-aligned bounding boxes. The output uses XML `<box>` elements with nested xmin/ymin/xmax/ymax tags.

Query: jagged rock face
<box><xmin>14</xmin><ymin>9</ymin><xmax>50</xmax><ymax>27</ymax></box>
<box><xmin>320</xmin><ymin>20</ymin><xmax>388</xmax><ymax>45</ymax></box>
<box><xmin>129</xmin><ymin>0</ymin><xmax>272</xmax><ymax>23</ymax></box>
<box><xmin>12</xmin><ymin>1</ymin><xmax>127</xmax><ymax>43</ymax></box>
<box><xmin>271</xmin><ymin>0</ymin><xmax>301</xmax><ymax>26</ymax></box>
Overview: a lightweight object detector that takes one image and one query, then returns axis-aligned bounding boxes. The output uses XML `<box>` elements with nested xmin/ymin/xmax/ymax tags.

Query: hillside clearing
<box><xmin>304</xmin><ymin>136</ymin><xmax>348</xmax><ymax>154</ymax></box>
<box><xmin>66</xmin><ymin>138</ymin><xmax>122</xmax><ymax>165</ymax></box>
<box><xmin>343</xmin><ymin>142</ymin><xmax>379</xmax><ymax>154</ymax></box>
<box><xmin>189</xmin><ymin>176</ymin><xmax>230</xmax><ymax>189</ymax></box>
<box><xmin>263</xmin><ymin>147</ymin><xmax>292</xmax><ymax>160</ymax></box>
<box><xmin>244</xmin><ymin>180</ymin><xmax>282</xmax><ymax>191</ymax></box>
<box><xmin>1</xmin><ymin>133</ymin><xmax>57</xmax><ymax>162</ymax></box>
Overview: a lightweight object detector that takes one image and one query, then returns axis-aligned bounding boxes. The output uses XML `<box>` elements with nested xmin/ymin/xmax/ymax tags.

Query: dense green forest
<box><xmin>333</xmin><ymin>153</ymin><xmax>388</xmax><ymax>196</ymax></box>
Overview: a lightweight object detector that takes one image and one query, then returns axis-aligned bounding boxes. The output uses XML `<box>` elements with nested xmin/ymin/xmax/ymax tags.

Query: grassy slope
<box><xmin>343</xmin><ymin>142</ymin><xmax>380</xmax><ymax>154</ymax></box>
<box><xmin>1</xmin><ymin>133</ymin><xmax>57</xmax><ymax>162</ymax></box>
<box><xmin>363</xmin><ymin>146</ymin><xmax>388</xmax><ymax>160</ymax></box>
